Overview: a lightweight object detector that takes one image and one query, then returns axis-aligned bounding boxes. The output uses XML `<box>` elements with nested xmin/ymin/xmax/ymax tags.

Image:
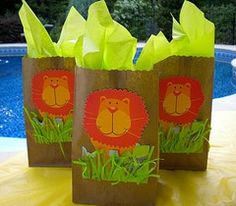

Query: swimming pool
<box><xmin>0</xmin><ymin>48</ymin><xmax>236</xmax><ymax>138</ymax></box>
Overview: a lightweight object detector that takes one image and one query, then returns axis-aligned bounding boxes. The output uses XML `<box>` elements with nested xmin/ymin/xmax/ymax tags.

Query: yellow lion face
<box><xmin>163</xmin><ymin>82</ymin><xmax>191</xmax><ymax>116</ymax></box>
<box><xmin>42</xmin><ymin>75</ymin><xmax>70</xmax><ymax>108</ymax></box>
<box><xmin>96</xmin><ymin>96</ymin><xmax>131</xmax><ymax>138</ymax></box>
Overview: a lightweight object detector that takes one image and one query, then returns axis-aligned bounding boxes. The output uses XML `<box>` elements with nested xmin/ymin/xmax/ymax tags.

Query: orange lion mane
<box><xmin>84</xmin><ymin>89</ymin><xmax>149</xmax><ymax>150</ymax></box>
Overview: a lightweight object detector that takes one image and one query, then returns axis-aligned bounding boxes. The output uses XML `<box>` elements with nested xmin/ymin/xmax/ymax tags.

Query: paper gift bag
<box><xmin>72</xmin><ymin>68</ymin><xmax>159</xmax><ymax>205</ymax></box>
<box><xmin>155</xmin><ymin>56</ymin><xmax>214</xmax><ymax>170</ymax></box>
<box><xmin>23</xmin><ymin>57</ymin><xmax>75</xmax><ymax>167</ymax></box>
<box><xmin>19</xmin><ymin>0</ymin><xmax>85</xmax><ymax>167</ymax></box>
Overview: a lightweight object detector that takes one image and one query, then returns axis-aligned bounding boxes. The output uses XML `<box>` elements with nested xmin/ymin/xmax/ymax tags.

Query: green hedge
<box><xmin>110</xmin><ymin>0</ymin><xmax>236</xmax><ymax>44</ymax></box>
<box><xmin>202</xmin><ymin>4</ymin><xmax>236</xmax><ymax>44</ymax></box>
<box><xmin>112</xmin><ymin>0</ymin><xmax>158</xmax><ymax>40</ymax></box>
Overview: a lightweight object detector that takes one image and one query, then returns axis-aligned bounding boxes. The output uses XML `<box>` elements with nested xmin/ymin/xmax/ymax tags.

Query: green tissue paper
<box><xmin>136</xmin><ymin>1</ymin><xmax>215</xmax><ymax>70</ymax></box>
<box><xmin>135</xmin><ymin>32</ymin><xmax>171</xmax><ymax>70</ymax></box>
<box><xmin>74</xmin><ymin>0</ymin><xmax>137</xmax><ymax>70</ymax></box>
<box><xmin>170</xmin><ymin>1</ymin><xmax>215</xmax><ymax>57</ymax></box>
<box><xmin>19</xmin><ymin>0</ymin><xmax>214</xmax><ymax>69</ymax></box>
<box><xmin>56</xmin><ymin>7</ymin><xmax>86</xmax><ymax>57</ymax></box>
<box><xmin>19</xmin><ymin>0</ymin><xmax>85</xmax><ymax>58</ymax></box>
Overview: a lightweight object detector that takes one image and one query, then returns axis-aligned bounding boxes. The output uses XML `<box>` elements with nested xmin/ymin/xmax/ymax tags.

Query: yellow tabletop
<box><xmin>0</xmin><ymin>111</ymin><xmax>236</xmax><ymax>206</ymax></box>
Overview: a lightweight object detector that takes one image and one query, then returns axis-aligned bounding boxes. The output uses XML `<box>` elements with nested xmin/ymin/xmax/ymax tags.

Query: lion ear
<box><xmin>43</xmin><ymin>75</ymin><xmax>48</xmax><ymax>80</ymax></box>
<box><xmin>100</xmin><ymin>96</ymin><xmax>106</xmax><ymax>102</ymax></box>
<box><xmin>122</xmin><ymin>98</ymin><xmax>130</xmax><ymax>105</ymax></box>
<box><xmin>167</xmin><ymin>82</ymin><xmax>172</xmax><ymax>87</ymax></box>
<box><xmin>185</xmin><ymin>83</ymin><xmax>191</xmax><ymax>88</ymax></box>
<box><xmin>61</xmin><ymin>75</ymin><xmax>68</xmax><ymax>81</ymax></box>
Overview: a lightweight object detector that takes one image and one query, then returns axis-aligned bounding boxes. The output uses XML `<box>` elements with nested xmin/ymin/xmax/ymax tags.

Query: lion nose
<box><xmin>51</xmin><ymin>83</ymin><xmax>58</xmax><ymax>88</ymax></box>
<box><xmin>108</xmin><ymin>106</ymin><xmax>118</xmax><ymax>113</ymax></box>
<box><xmin>173</xmin><ymin>91</ymin><xmax>181</xmax><ymax>96</ymax></box>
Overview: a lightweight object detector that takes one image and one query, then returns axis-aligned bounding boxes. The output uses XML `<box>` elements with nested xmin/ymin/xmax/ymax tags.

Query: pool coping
<box><xmin>0</xmin><ymin>43</ymin><xmax>27</xmax><ymax>48</ymax></box>
<box><xmin>2</xmin><ymin>43</ymin><xmax>235</xmax><ymax>63</ymax></box>
<box><xmin>215</xmin><ymin>44</ymin><xmax>236</xmax><ymax>52</ymax></box>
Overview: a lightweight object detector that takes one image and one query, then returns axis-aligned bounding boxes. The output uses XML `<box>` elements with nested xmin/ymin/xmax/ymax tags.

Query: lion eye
<box><xmin>174</xmin><ymin>86</ymin><xmax>176</xmax><ymax>89</ymax></box>
<box><xmin>116</xmin><ymin>102</ymin><xmax>118</xmax><ymax>104</ymax></box>
<box><xmin>109</xmin><ymin>102</ymin><xmax>111</xmax><ymax>104</ymax></box>
<box><xmin>51</xmin><ymin>80</ymin><xmax>53</xmax><ymax>82</ymax></box>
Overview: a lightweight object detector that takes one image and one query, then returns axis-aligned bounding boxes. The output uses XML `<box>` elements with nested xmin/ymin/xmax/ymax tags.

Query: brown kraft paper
<box><xmin>72</xmin><ymin>68</ymin><xmax>159</xmax><ymax>206</ymax></box>
<box><xmin>154</xmin><ymin>56</ymin><xmax>214</xmax><ymax>170</ymax></box>
<box><xmin>23</xmin><ymin>57</ymin><xmax>75</xmax><ymax>167</ymax></box>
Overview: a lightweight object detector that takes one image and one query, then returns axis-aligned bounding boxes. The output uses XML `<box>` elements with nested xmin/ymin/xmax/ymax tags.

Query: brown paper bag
<box><xmin>23</xmin><ymin>57</ymin><xmax>75</xmax><ymax>167</ymax></box>
<box><xmin>154</xmin><ymin>56</ymin><xmax>214</xmax><ymax>170</ymax></box>
<box><xmin>72</xmin><ymin>68</ymin><xmax>159</xmax><ymax>206</ymax></box>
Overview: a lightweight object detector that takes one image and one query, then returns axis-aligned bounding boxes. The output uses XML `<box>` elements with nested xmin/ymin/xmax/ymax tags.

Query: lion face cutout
<box><xmin>84</xmin><ymin>89</ymin><xmax>149</xmax><ymax>153</ymax></box>
<box><xmin>163</xmin><ymin>82</ymin><xmax>191</xmax><ymax>116</ymax></box>
<box><xmin>96</xmin><ymin>97</ymin><xmax>131</xmax><ymax>138</ymax></box>
<box><xmin>160</xmin><ymin>77</ymin><xmax>204</xmax><ymax>124</ymax></box>
<box><xmin>42</xmin><ymin>75</ymin><xmax>70</xmax><ymax>108</ymax></box>
<box><xmin>32</xmin><ymin>70</ymin><xmax>74</xmax><ymax>118</ymax></box>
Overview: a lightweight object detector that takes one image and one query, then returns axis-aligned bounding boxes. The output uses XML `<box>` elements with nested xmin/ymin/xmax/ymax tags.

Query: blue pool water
<box><xmin>0</xmin><ymin>57</ymin><xmax>24</xmax><ymax>137</ymax></box>
<box><xmin>214</xmin><ymin>61</ymin><xmax>236</xmax><ymax>98</ymax></box>
<box><xmin>0</xmin><ymin>50</ymin><xmax>236</xmax><ymax>138</ymax></box>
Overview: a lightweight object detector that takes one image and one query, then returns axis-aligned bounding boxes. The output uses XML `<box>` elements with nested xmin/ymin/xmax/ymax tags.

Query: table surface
<box><xmin>0</xmin><ymin>111</ymin><xmax>236</xmax><ymax>206</ymax></box>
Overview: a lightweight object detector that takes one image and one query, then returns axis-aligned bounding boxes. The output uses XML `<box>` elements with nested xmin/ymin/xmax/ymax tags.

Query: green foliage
<box><xmin>0</xmin><ymin>14</ymin><xmax>23</xmax><ymax>43</ymax></box>
<box><xmin>1</xmin><ymin>0</ymin><xmax>235</xmax><ymax>44</ymax></box>
<box><xmin>67</xmin><ymin>0</ymin><xmax>97</xmax><ymax>18</ymax></box>
<box><xmin>112</xmin><ymin>0</ymin><xmax>158</xmax><ymax>40</ymax></box>
<box><xmin>156</xmin><ymin>0</ymin><xmax>183</xmax><ymax>40</ymax></box>
<box><xmin>105</xmin><ymin>0</ymin><xmax>117</xmax><ymax>13</ymax></box>
<box><xmin>202</xmin><ymin>4</ymin><xmax>236</xmax><ymax>44</ymax></box>
<box><xmin>160</xmin><ymin>120</ymin><xmax>211</xmax><ymax>153</ymax></box>
<box><xmin>0</xmin><ymin>0</ymin><xmax>19</xmax><ymax>15</ymax></box>
<box><xmin>73</xmin><ymin>145</ymin><xmax>159</xmax><ymax>185</ymax></box>
<box><xmin>25</xmin><ymin>0</ymin><xmax>69</xmax><ymax>25</ymax></box>
<box><xmin>66</xmin><ymin>0</ymin><xmax>116</xmax><ymax>18</ymax></box>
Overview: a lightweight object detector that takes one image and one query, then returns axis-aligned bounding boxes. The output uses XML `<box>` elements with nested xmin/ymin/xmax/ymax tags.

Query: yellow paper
<box><xmin>170</xmin><ymin>1</ymin><xmax>215</xmax><ymax>57</ymax></box>
<box><xmin>135</xmin><ymin>32</ymin><xmax>171</xmax><ymax>70</ymax></box>
<box><xmin>75</xmin><ymin>0</ymin><xmax>137</xmax><ymax>70</ymax></box>
<box><xmin>56</xmin><ymin>7</ymin><xmax>85</xmax><ymax>57</ymax></box>
<box><xmin>135</xmin><ymin>1</ymin><xmax>214</xmax><ymax>70</ymax></box>
<box><xmin>19</xmin><ymin>0</ymin><xmax>57</xmax><ymax>58</ymax></box>
<box><xmin>19</xmin><ymin>1</ymin><xmax>85</xmax><ymax>58</ymax></box>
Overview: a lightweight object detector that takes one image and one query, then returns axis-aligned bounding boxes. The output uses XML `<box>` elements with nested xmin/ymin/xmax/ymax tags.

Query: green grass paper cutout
<box><xmin>170</xmin><ymin>1</ymin><xmax>215</xmax><ymax>57</ymax></box>
<box><xmin>73</xmin><ymin>145</ymin><xmax>159</xmax><ymax>185</ymax></box>
<box><xmin>24</xmin><ymin>108</ymin><xmax>72</xmax><ymax>158</ymax></box>
<box><xmin>75</xmin><ymin>0</ymin><xmax>137</xmax><ymax>70</ymax></box>
<box><xmin>160</xmin><ymin>119</ymin><xmax>211</xmax><ymax>153</ymax></box>
<box><xmin>24</xmin><ymin>108</ymin><xmax>72</xmax><ymax>144</ymax></box>
<box><xmin>19</xmin><ymin>0</ymin><xmax>85</xmax><ymax>58</ymax></box>
<box><xmin>135</xmin><ymin>32</ymin><xmax>171</xmax><ymax>70</ymax></box>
